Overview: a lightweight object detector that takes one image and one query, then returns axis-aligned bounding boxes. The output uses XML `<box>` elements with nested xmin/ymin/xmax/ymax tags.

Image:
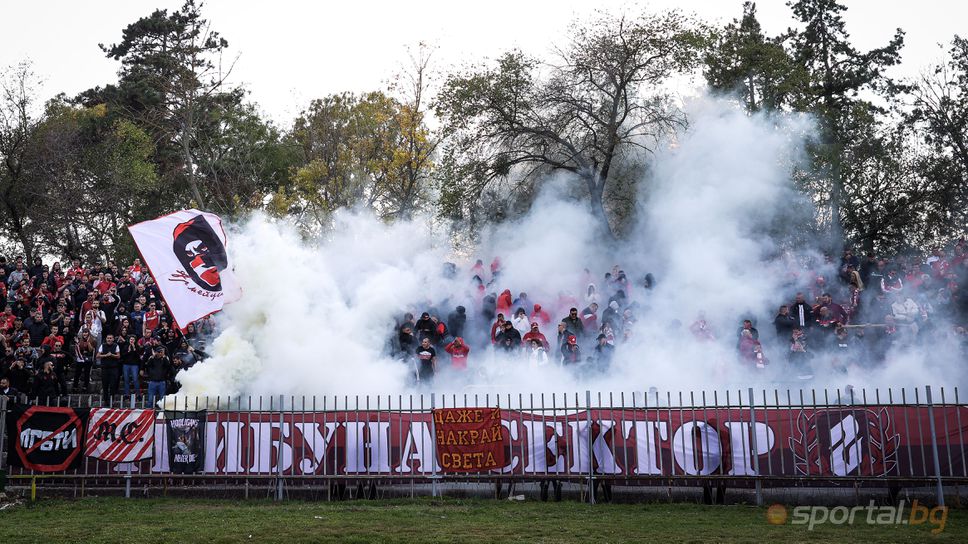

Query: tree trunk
<box><xmin>747</xmin><ymin>75</ymin><xmax>758</xmax><ymax>111</ymax></box>
<box><xmin>830</xmin><ymin>174</ymin><xmax>843</xmax><ymax>240</ymax></box>
<box><xmin>15</xmin><ymin>228</ymin><xmax>33</xmax><ymax>264</ymax></box>
<box><xmin>182</xmin><ymin>100</ymin><xmax>207</xmax><ymax>210</ymax></box>
<box><xmin>587</xmin><ymin>175</ymin><xmax>616</xmax><ymax>241</ymax></box>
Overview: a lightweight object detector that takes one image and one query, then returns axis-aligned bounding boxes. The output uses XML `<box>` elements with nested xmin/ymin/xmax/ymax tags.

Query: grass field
<box><xmin>0</xmin><ymin>497</ymin><xmax>964</xmax><ymax>543</ymax></box>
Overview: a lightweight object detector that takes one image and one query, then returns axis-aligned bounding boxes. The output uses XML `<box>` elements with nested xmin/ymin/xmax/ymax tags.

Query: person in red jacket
<box><xmin>496</xmin><ymin>289</ymin><xmax>513</xmax><ymax>316</ymax></box>
<box><xmin>0</xmin><ymin>305</ymin><xmax>15</xmax><ymax>332</ymax></box>
<box><xmin>67</xmin><ymin>259</ymin><xmax>86</xmax><ymax>279</ymax></box>
<box><xmin>490</xmin><ymin>257</ymin><xmax>502</xmax><ymax>277</ymax></box>
<box><xmin>41</xmin><ymin>325</ymin><xmax>65</xmax><ymax>349</ymax></box>
<box><xmin>530</xmin><ymin>304</ymin><xmax>551</xmax><ymax>326</ymax></box>
<box><xmin>444</xmin><ymin>337</ymin><xmax>470</xmax><ymax>370</ymax></box>
<box><xmin>143</xmin><ymin>302</ymin><xmax>161</xmax><ymax>336</ymax></box>
<box><xmin>128</xmin><ymin>258</ymin><xmax>145</xmax><ymax>281</ymax></box>
<box><xmin>522</xmin><ymin>322</ymin><xmax>550</xmax><ymax>350</ymax></box>
<box><xmin>470</xmin><ymin>259</ymin><xmax>485</xmax><ymax>279</ymax></box>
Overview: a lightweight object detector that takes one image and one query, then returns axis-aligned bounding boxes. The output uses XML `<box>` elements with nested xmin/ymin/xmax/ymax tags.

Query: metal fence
<box><xmin>1</xmin><ymin>386</ymin><xmax>966</xmax><ymax>505</ymax></box>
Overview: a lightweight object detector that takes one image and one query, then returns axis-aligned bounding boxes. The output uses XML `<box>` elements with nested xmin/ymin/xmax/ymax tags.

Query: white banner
<box><xmin>85</xmin><ymin>409</ymin><xmax>155</xmax><ymax>462</ymax></box>
<box><xmin>128</xmin><ymin>209</ymin><xmax>240</xmax><ymax>328</ymax></box>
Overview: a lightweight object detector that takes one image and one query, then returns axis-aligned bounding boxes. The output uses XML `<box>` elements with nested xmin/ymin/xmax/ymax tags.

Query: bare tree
<box><xmin>383</xmin><ymin>42</ymin><xmax>438</xmax><ymax>220</ymax></box>
<box><xmin>435</xmin><ymin>10</ymin><xmax>707</xmax><ymax>239</ymax></box>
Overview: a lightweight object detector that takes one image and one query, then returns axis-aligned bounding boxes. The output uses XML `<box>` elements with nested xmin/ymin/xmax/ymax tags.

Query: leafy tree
<box><xmin>908</xmin><ymin>36</ymin><xmax>968</xmax><ymax>237</ymax></box>
<box><xmin>191</xmin><ymin>95</ymin><xmax>299</xmax><ymax>215</ymax></box>
<box><xmin>435</xmin><ymin>10</ymin><xmax>707</xmax><ymax>239</ymax></box>
<box><xmin>786</xmin><ymin>0</ymin><xmax>904</xmax><ymax>236</ymax></box>
<box><xmin>0</xmin><ymin>62</ymin><xmax>43</xmax><ymax>262</ymax></box>
<box><xmin>1</xmin><ymin>59</ymin><xmax>160</xmax><ymax>264</ymax></box>
<box><xmin>839</xmin><ymin>104</ymin><xmax>944</xmax><ymax>252</ymax></box>
<box><xmin>704</xmin><ymin>2</ymin><xmax>802</xmax><ymax>112</ymax></box>
<box><xmin>282</xmin><ymin>90</ymin><xmax>434</xmax><ymax>230</ymax></box>
<box><xmin>84</xmin><ymin>0</ymin><xmax>237</xmax><ymax>211</ymax></box>
<box><xmin>26</xmin><ymin>100</ymin><xmax>158</xmax><ymax>263</ymax></box>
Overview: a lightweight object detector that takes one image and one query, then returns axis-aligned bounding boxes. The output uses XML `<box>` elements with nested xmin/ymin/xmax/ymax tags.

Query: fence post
<box><xmin>277</xmin><ymin>395</ymin><xmax>285</xmax><ymax>501</ymax></box>
<box><xmin>115</xmin><ymin>396</ymin><xmax>130</xmax><ymax>499</ymax></box>
<box><xmin>747</xmin><ymin>388</ymin><xmax>763</xmax><ymax>506</ymax></box>
<box><xmin>586</xmin><ymin>390</ymin><xmax>595</xmax><ymax>505</ymax></box>
<box><xmin>925</xmin><ymin>386</ymin><xmax>945</xmax><ymax>507</ymax></box>
<box><xmin>0</xmin><ymin>394</ymin><xmax>7</xmax><ymax>473</ymax></box>
<box><xmin>430</xmin><ymin>393</ymin><xmax>439</xmax><ymax>498</ymax></box>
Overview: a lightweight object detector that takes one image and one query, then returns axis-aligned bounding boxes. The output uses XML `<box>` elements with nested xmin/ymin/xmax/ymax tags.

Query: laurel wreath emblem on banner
<box><xmin>789</xmin><ymin>408</ymin><xmax>900</xmax><ymax>476</ymax></box>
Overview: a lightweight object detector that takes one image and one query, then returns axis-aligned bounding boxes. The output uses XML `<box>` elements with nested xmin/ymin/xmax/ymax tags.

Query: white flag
<box><xmin>128</xmin><ymin>209</ymin><xmax>240</xmax><ymax>328</ymax></box>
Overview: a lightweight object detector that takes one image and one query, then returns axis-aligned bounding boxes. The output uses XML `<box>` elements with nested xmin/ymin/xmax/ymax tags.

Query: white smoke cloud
<box><xmin>173</xmin><ymin>96</ymin><xmax>967</xmax><ymax>401</ymax></box>
<box><xmin>176</xmin><ymin>214</ymin><xmax>434</xmax><ymax>398</ymax></box>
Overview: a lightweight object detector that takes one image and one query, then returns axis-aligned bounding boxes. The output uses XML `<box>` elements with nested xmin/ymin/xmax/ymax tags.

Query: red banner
<box><xmin>7</xmin><ymin>404</ymin><xmax>968</xmax><ymax>480</ymax></box>
<box><xmin>85</xmin><ymin>409</ymin><xmax>155</xmax><ymax>462</ymax></box>
<box><xmin>433</xmin><ymin>408</ymin><xmax>507</xmax><ymax>472</ymax></box>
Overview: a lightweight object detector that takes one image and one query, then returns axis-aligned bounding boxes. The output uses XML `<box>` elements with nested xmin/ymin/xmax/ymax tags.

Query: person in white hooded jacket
<box><xmin>511</xmin><ymin>308</ymin><xmax>531</xmax><ymax>337</ymax></box>
<box><xmin>527</xmin><ymin>339</ymin><xmax>549</xmax><ymax>367</ymax></box>
<box><xmin>890</xmin><ymin>292</ymin><xmax>921</xmax><ymax>324</ymax></box>
<box><xmin>585</xmin><ymin>283</ymin><xmax>599</xmax><ymax>305</ymax></box>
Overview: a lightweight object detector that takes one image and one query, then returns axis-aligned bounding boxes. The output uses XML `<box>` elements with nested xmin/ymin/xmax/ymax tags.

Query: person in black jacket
<box><xmin>396</xmin><ymin>325</ymin><xmax>416</xmax><ymax>361</ymax></box>
<box><xmin>97</xmin><ymin>334</ymin><xmax>122</xmax><ymax>404</ymax></box>
<box><xmin>414</xmin><ymin>338</ymin><xmax>436</xmax><ymax>383</ymax></box>
<box><xmin>24</xmin><ymin>310</ymin><xmax>49</xmax><ymax>348</ymax></box>
<box><xmin>5</xmin><ymin>358</ymin><xmax>31</xmax><ymax>393</ymax></box>
<box><xmin>120</xmin><ymin>335</ymin><xmax>142</xmax><ymax>397</ymax></box>
<box><xmin>790</xmin><ymin>293</ymin><xmax>814</xmax><ymax>329</ymax></box>
<box><xmin>100</xmin><ymin>292</ymin><xmax>122</xmax><ymax>334</ymax></box>
<box><xmin>561</xmin><ymin>308</ymin><xmax>585</xmax><ymax>340</ymax></box>
<box><xmin>773</xmin><ymin>305</ymin><xmax>797</xmax><ymax>340</ymax></box>
<box><xmin>28</xmin><ymin>257</ymin><xmax>44</xmax><ymax>279</ymax></box>
<box><xmin>446</xmin><ymin>306</ymin><xmax>467</xmax><ymax>338</ymax></box>
<box><xmin>117</xmin><ymin>272</ymin><xmax>135</xmax><ymax>306</ymax></box>
<box><xmin>32</xmin><ymin>361</ymin><xmax>62</xmax><ymax>402</ymax></box>
<box><xmin>0</xmin><ymin>376</ymin><xmax>21</xmax><ymax>405</ymax></box>
<box><xmin>593</xmin><ymin>334</ymin><xmax>614</xmax><ymax>367</ymax></box>
<box><xmin>172</xmin><ymin>339</ymin><xmax>205</xmax><ymax>370</ymax></box>
<box><xmin>495</xmin><ymin>320</ymin><xmax>522</xmax><ymax>352</ymax></box>
<box><xmin>143</xmin><ymin>346</ymin><xmax>172</xmax><ymax>405</ymax></box>
<box><xmin>413</xmin><ymin>312</ymin><xmax>438</xmax><ymax>344</ymax></box>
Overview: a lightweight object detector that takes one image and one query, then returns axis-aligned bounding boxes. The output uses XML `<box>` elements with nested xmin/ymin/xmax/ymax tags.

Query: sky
<box><xmin>2</xmin><ymin>0</ymin><xmax>965</xmax><ymax>125</ymax></box>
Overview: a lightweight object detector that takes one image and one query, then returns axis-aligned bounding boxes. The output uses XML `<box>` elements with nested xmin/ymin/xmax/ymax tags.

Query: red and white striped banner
<box><xmin>84</xmin><ymin>409</ymin><xmax>155</xmax><ymax>462</ymax></box>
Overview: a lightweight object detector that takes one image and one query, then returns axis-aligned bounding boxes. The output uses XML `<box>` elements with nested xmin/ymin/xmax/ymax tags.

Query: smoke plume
<box><xmin>175</xmin><ymin>96</ymin><xmax>966</xmax><ymax>401</ymax></box>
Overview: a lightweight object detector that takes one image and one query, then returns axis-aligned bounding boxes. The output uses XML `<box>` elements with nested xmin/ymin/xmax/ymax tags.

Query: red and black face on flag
<box><xmin>172</xmin><ymin>215</ymin><xmax>227</xmax><ymax>292</ymax></box>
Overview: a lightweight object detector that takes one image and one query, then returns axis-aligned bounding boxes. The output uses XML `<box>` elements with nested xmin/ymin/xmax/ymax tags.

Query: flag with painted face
<box><xmin>128</xmin><ymin>209</ymin><xmax>241</xmax><ymax>329</ymax></box>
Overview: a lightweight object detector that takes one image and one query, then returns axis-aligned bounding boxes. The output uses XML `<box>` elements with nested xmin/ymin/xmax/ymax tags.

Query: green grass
<box><xmin>0</xmin><ymin>497</ymin><xmax>964</xmax><ymax>543</ymax></box>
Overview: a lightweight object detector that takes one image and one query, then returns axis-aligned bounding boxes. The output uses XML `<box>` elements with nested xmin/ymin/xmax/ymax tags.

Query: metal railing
<box><xmin>1</xmin><ymin>386</ymin><xmax>965</xmax><ymax>504</ymax></box>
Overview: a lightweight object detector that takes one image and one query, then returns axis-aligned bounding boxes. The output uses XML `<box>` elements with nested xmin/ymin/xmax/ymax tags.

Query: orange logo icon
<box><xmin>766</xmin><ymin>504</ymin><xmax>788</xmax><ymax>525</ymax></box>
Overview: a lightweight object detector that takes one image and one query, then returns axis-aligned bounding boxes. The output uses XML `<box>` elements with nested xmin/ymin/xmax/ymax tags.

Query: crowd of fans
<box><xmin>0</xmin><ymin>256</ymin><xmax>211</xmax><ymax>405</ymax></box>
<box><xmin>3</xmin><ymin>239</ymin><xmax>966</xmax><ymax>403</ymax></box>
<box><xmin>391</xmin><ymin>242</ymin><xmax>968</xmax><ymax>383</ymax></box>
